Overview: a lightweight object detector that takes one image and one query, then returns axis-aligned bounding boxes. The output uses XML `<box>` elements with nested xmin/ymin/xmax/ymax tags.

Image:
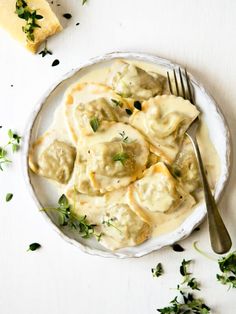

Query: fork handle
<box><xmin>188</xmin><ymin>136</ymin><xmax>232</xmax><ymax>254</ymax></box>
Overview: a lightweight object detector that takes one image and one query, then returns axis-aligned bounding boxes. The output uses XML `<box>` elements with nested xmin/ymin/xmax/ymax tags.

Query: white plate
<box><xmin>23</xmin><ymin>52</ymin><xmax>231</xmax><ymax>258</ymax></box>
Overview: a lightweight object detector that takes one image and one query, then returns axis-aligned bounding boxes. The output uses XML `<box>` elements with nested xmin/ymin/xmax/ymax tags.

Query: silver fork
<box><xmin>167</xmin><ymin>68</ymin><xmax>232</xmax><ymax>254</ymax></box>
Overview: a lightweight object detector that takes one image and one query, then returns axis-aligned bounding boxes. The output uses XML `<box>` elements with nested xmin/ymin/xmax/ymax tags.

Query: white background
<box><xmin>0</xmin><ymin>0</ymin><xmax>236</xmax><ymax>313</ymax></box>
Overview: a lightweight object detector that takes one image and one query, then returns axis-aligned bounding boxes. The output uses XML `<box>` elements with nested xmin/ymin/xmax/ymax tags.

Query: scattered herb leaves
<box><xmin>134</xmin><ymin>100</ymin><xmax>142</xmax><ymax>110</ymax></box>
<box><xmin>43</xmin><ymin>194</ymin><xmax>97</xmax><ymax>239</ymax></box>
<box><xmin>187</xmin><ymin>277</ymin><xmax>200</xmax><ymax>291</ymax></box>
<box><xmin>180</xmin><ymin>259</ymin><xmax>192</xmax><ymax>277</ymax></box>
<box><xmin>157</xmin><ymin>260</ymin><xmax>208</xmax><ymax>313</ymax></box>
<box><xmin>112</xmin><ymin>152</ymin><xmax>129</xmax><ymax>165</ymax></box>
<box><xmin>125</xmin><ymin>108</ymin><xmax>132</xmax><ymax>115</ymax></box>
<box><xmin>111</xmin><ymin>98</ymin><xmax>122</xmax><ymax>107</ymax></box>
<box><xmin>151</xmin><ymin>263</ymin><xmax>163</xmax><ymax>278</ymax></box>
<box><xmin>179</xmin><ymin>259</ymin><xmax>201</xmax><ymax>291</ymax></box>
<box><xmin>8</xmin><ymin>129</ymin><xmax>21</xmax><ymax>152</ymax></box>
<box><xmin>157</xmin><ymin>291</ymin><xmax>210</xmax><ymax>313</ymax></box>
<box><xmin>6</xmin><ymin>193</ymin><xmax>13</xmax><ymax>202</ymax></box>
<box><xmin>0</xmin><ymin>129</ymin><xmax>21</xmax><ymax>170</ymax></box>
<box><xmin>119</xmin><ymin>131</ymin><xmax>128</xmax><ymax>143</ymax></box>
<box><xmin>0</xmin><ymin>147</ymin><xmax>11</xmax><ymax>171</ymax></box>
<box><xmin>27</xmin><ymin>243</ymin><xmax>41</xmax><ymax>251</ymax></box>
<box><xmin>217</xmin><ymin>251</ymin><xmax>236</xmax><ymax>289</ymax></box>
<box><xmin>52</xmin><ymin>59</ymin><xmax>60</xmax><ymax>67</ymax></box>
<box><xmin>90</xmin><ymin>117</ymin><xmax>100</xmax><ymax>132</ymax></box>
<box><xmin>15</xmin><ymin>0</ymin><xmax>43</xmax><ymax>41</ymax></box>
<box><xmin>63</xmin><ymin>13</ymin><xmax>72</xmax><ymax>19</ymax></box>
<box><xmin>102</xmin><ymin>217</ymin><xmax>122</xmax><ymax>234</ymax></box>
<box><xmin>82</xmin><ymin>0</ymin><xmax>88</xmax><ymax>5</ymax></box>
<box><xmin>172</xmin><ymin>243</ymin><xmax>185</xmax><ymax>252</ymax></box>
<box><xmin>39</xmin><ymin>42</ymin><xmax>52</xmax><ymax>57</ymax></box>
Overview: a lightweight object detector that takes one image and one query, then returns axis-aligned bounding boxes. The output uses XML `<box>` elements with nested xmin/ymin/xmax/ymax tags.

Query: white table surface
<box><xmin>0</xmin><ymin>0</ymin><xmax>236</xmax><ymax>313</ymax></box>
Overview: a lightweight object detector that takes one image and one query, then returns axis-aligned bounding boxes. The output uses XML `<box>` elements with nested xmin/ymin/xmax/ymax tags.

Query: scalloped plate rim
<box><xmin>22</xmin><ymin>51</ymin><xmax>231</xmax><ymax>258</ymax></box>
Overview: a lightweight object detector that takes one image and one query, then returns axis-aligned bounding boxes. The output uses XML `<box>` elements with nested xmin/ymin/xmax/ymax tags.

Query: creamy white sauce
<box><xmin>33</xmin><ymin>59</ymin><xmax>221</xmax><ymax>242</ymax></box>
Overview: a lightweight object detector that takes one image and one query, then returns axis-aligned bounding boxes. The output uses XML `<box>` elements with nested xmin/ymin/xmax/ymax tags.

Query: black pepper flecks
<box><xmin>76</xmin><ymin>22</ymin><xmax>80</xmax><ymax>26</ymax></box>
<box><xmin>63</xmin><ymin>13</ymin><xmax>72</xmax><ymax>19</ymax></box>
<box><xmin>134</xmin><ymin>100</ymin><xmax>142</xmax><ymax>110</ymax></box>
<box><xmin>171</xmin><ymin>243</ymin><xmax>185</xmax><ymax>252</ymax></box>
<box><xmin>125</xmin><ymin>108</ymin><xmax>132</xmax><ymax>115</ymax></box>
<box><xmin>52</xmin><ymin>59</ymin><xmax>60</xmax><ymax>67</ymax></box>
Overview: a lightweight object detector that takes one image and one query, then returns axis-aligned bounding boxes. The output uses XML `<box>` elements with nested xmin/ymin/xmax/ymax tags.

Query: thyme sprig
<box><xmin>180</xmin><ymin>259</ymin><xmax>200</xmax><ymax>290</ymax></box>
<box><xmin>15</xmin><ymin>0</ymin><xmax>43</xmax><ymax>41</ymax></box>
<box><xmin>217</xmin><ymin>251</ymin><xmax>236</xmax><ymax>289</ymax></box>
<box><xmin>39</xmin><ymin>41</ymin><xmax>52</xmax><ymax>57</ymax></box>
<box><xmin>151</xmin><ymin>263</ymin><xmax>163</xmax><ymax>278</ymax></box>
<box><xmin>0</xmin><ymin>129</ymin><xmax>21</xmax><ymax>170</ymax></box>
<box><xmin>157</xmin><ymin>260</ymin><xmax>208</xmax><ymax>313</ymax></box>
<box><xmin>157</xmin><ymin>291</ymin><xmax>210</xmax><ymax>314</ymax></box>
<box><xmin>102</xmin><ymin>217</ymin><xmax>122</xmax><ymax>234</ymax></box>
<box><xmin>43</xmin><ymin>194</ymin><xmax>99</xmax><ymax>239</ymax></box>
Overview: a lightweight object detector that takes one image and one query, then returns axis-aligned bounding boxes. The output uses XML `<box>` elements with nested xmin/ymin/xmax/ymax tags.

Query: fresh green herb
<box><xmin>157</xmin><ymin>259</ymin><xmax>209</xmax><ymax>312</ymax></box>
<box><xmin>157</xmin><ymin>291</ymin><xmax>210</xmax><ymax>314</ymax></box>
<box><xmin>217</xmin><ymin>251</ymin><xmax>236</xmax><ymax>289</ymax></box>
<box><xmin>0</xmin><ymin>147</ymin><xmax>11</xmax><ymax>171</ymax></box>
<box><xmin>82</xmin><ymin>0</ymin><xmax>88</xmax><ymax>5</ymax></box>
<box><xmin>180</xmin><ymin>259</ymin><xmax>192</xmax><ymax>277</ymax></box>
<box><xmin>43</xmin><ymin>194</ymin><xmax>97</xmax><ymax>239</ymax></box>
<box><xmin>52</xmin><ymin>59</ymin><xmax>60</xmax><ymax>67</ymax></box>
<box><xmin>6</xmin><ymin>193</ymin><xmax>13</xmax><ymax>202</ymax></box>
<box><xmin>102</xmin><ymin>217</ymin><xmax>122</xmax><ymax>234</ymax></box>
<box><xmin>151</xmin><ymin>263</ymin><xmax>163</xmax><ymax>278</ymax></box>
<box><xmin>171</xmin><ymin>243</ymin><xmax>185</xmax><ymax>252</ymax></box>
<box><xmin>125</xmin><ymin>108</ymin><xmax>132</xmax><ymax>115</ymax></box>
<box><xmin>63</xmin><ymin>13</ymin><xmax>72</xmax><ymax>19</ymax></box>
<box><xmin>179</xmin><ymin>259</ymin><xmax>201</xmax><ymax>291</ymax></box>
<box><xmin>8</xmin><ymin>129</ymin><xmax>21</xmax><ymax>152</ymax></box>
<box><xmin>134</xmin><ymin>100</ymin><xmax>142</xmax><ymax>111</ymax></box>
<box><xmin>0</xmin><ymin>129</ymin><xmax>21</xmax><ymax>171</ymax></box>
<box><xmin>27</xmin><ymin>243</ymin><xmax>41</xmax><ymax>251</ymax></box>
<box><xmin>15</xmin><ymin>0</ymin><xmax>43</xmax><ymax>41</ymax></box>
<box><xmin>119</xmin><ymin>131</ymin><xmax>128</xmax><ymax>143</ymax></box>
<box><xmin>95</xmin><ymin>232</ymin><xmax>103</xmax><ymax>242</ymax></box>
<box><xmin>39</xmin><ymin>42</ymin><xmax>52</xmax><ymax>57</ymax></box>
<box><xmin>90</xmin><ymin>117</ymin><xmax>100</xmax><ymax>132</ymax></box>
<box><xmin>187</xmin><ymin>277</ymin><xmax>200</xmax><ymax>291</ymax></box>
<box><xmin>111</xmin><ymin>98</ymin><xmax>122</xmax><ymax>107</ymax></box>
<box><xmin>112</xmin><ymin>152</ymin><xmax>129</xmax><ymax>165</ymax></box>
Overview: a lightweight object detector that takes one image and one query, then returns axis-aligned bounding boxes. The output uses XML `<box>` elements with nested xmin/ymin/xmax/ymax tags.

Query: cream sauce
<box><xmin>32</xmin><ymin>59</ymin><xmax>221</xmax><ymax>243</ymax></box>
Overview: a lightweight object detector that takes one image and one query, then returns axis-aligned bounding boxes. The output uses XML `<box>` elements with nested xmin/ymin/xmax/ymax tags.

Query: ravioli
<box><xmin>66</xmin><ymin>188</ymin><xmax>151</xmax><ymax>250</ymax></box>
<box><xmin>107</xmin><ymin>60</ymin><xmax>166</xmax><ymax>100</ymax></box>
<box><xmin>64</xmin><ymin>83</ymin><xmax>131</xmax><ymax>143</ymax></box>
<box><xmin>129</xmin><ymin>95</ymin><xmax>199</xmax><ymax>163</ymax></box>
<box><xmin>28</xmin><ymin>59</ymin><xmax>219</xmax><ymax>251</ymax></box>
<box><xmin>72</xmin><ymin>122</ymin><xmax>149</xmax><ymax>194</ymax></box>
<box><xmin>29</xmin><ymin>131</ymin><xmax>76</xmax><ymax>184</ymax></box>
<box><xmin>128</xmin><ymin>162</ymin><xmax>195</xmax><ymax>216</ymax></box>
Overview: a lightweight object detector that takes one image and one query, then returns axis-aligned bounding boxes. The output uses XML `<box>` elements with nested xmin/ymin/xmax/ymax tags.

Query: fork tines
<box><xmin>167</xmin><ymin>68</ymin><xmax>194</xmax><ymax>104</ymax></box>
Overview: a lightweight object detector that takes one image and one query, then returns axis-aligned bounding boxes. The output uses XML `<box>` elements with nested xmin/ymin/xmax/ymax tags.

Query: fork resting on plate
<box><xmin>167</xmin><ymin>68</ymin><xmax>232</xmax><ymax>254</ymax></box>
